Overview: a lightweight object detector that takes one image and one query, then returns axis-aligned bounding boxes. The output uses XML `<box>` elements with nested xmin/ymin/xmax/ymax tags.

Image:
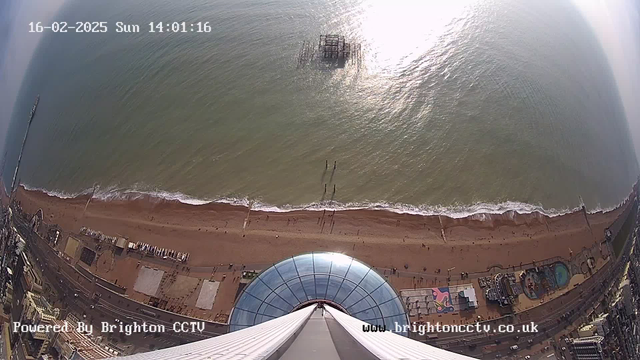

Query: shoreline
<box><xmin>8</xmin><ymin>182</ymin><xmax>636</xmax><ymax>331</ymax></box>
<box><xmin>9</xmin><ymin>183</ymin><xmax>633</xmax><ymax>272</ymax></box>
<box><xmin>18</xmin><ymin>183</ymin><xmax>631</xmax><ymax>219</ymax></box>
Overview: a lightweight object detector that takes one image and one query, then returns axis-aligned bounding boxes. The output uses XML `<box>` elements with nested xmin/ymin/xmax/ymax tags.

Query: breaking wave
<box><xmin>20</xmin><ymin>183</ymin><xmax>625</xmax><ymax>219</ymax></box>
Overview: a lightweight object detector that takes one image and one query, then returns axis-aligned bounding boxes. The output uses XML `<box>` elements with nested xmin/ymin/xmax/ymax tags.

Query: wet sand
<box><xmin>11</xmin><ymin>186</ymin><xmax>630</xmax><ymax>274</ymax></box>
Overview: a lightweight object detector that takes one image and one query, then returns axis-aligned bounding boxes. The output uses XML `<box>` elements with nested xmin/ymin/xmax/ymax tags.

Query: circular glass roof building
<box><xmin>229</xmin><ymin>252</ymin><xmax>409</xmax><ymax>334</ymax></box>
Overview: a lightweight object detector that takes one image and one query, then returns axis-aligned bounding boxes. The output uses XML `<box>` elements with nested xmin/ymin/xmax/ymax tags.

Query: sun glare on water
<box><xmin>356</xmin><ymin>0</ymin><xmax>479</xmax><ymax>75</ymax></box>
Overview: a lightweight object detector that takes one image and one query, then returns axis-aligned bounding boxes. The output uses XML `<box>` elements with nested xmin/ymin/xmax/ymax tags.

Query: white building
<box><xmin>110</xmin><ymin>304</ymin><xmax>475</xmax><ymax>360</ymax></box>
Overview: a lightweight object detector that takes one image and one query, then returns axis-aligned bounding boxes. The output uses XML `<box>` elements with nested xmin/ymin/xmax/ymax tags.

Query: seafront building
<box><xmin>605</xmin><ymin>233</ymin><xmax>640</xmax><ymax>360</ymax></box>
<box><xmin>49</xmin><ymin>318</ymin><xmax>115</xmax><ymax>360</ymax></box>
<box><xmin>570</xmin><ymin>211</ymin><xmax>640</xmax><ymax>360</ymax></box>
<box><xmin>19</xmin><ymin>251</ymin><xmax>43</xmax><ymax>294</ymax></box>
<box><xmin>569</xmin><ymin>336</ymin><xmax>605</xmax><ymax>360</ymax></box>
<box><xmin>19</xmin><ymin>291</ymin><xmax>60</xmax><ymax>358</ymax></box>
<box><xmin>13</xmin><ymin>294</ymin><xmax>114</xmax><ymax>359</ymax></box>
<box><xmin>606</xmin><ymin>273</ymin><xmax>639</xmax><ymax>359</ymax></box>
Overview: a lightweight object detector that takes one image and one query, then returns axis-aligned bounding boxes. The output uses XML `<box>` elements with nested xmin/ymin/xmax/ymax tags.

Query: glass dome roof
<box><xmin>229</xmin><ymin>252</ymin><xmax>408</xmax><ymax>334</ymax></box>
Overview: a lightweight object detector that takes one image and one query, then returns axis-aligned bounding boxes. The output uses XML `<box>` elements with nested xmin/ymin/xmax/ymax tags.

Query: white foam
<box><xmin>21</xmin><ymin>184</ymin><xmax>94</xmax><ymax>199</ymax></box>
<box><xmin>19</xmin><ymin>183</ymin><xmax>628</xmax><ymax>219</ymax></box>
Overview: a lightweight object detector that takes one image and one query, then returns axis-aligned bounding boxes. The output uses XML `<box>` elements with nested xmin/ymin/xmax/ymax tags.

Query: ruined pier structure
<box><xmin>298</xmin><ymin>34</ymin><xmax>361</xmax><ymax>68</ymax></box>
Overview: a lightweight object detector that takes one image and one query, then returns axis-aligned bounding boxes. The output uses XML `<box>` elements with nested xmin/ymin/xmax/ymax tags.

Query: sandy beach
<box><xmin>12</xmin><ymin>185</ymin><xmax>628</xmax><ymax>274</ymax></box>
<box><xmin>4</xmin><ymin>183</ymin><xmax>635</xmax><ymax>328</ymax></box>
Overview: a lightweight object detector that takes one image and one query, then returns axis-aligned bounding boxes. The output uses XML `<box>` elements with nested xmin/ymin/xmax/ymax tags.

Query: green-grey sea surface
<box><xmin>3</xmin><ymin>0</ymin><xmax>638</xmax><ymax>215</ymax></box>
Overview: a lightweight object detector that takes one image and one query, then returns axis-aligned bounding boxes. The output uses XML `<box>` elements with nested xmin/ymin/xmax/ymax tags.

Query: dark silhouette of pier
<box><xmin>10</xmin><ymin>94</ymin><xmax>39</xmax><ymax>197</ymax></box>
<box><xmin>298</xmin><ymin>35</ymin><xmax>362</xmax><ymax>69</ymax></box>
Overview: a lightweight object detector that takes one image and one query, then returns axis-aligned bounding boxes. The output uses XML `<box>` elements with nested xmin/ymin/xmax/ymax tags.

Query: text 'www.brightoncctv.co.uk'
<box><xmin>362</xmin><ymin>322</ymin><xmax>539</xmax><ymax>335</ymax></box>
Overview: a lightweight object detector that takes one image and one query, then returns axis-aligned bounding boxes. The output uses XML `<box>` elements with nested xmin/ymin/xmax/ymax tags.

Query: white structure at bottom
<box><xmin>110</xmin><ymin>304</ymin><xmax>474</xmax><ymax>360</ymax></box>
<box><xmin>569</xmin><ymin>336</ymin><xmax>605</xmax><ymax>360</ymax></box>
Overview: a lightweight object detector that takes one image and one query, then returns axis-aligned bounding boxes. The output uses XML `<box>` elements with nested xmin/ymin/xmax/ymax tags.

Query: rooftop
<box><xmin>52</xmin><ymin>320</ymin><xmax>113</xmax><ymax>359</ymax></box>
<box><xmin>27</xmin><ymin>291</ymin><xmax>54</xmax><ymax>317</ymax></box>
<box><xmin>571</xmin><ymin>335</ymin><xmax>604</xmax><ymax>344</ymax></box>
